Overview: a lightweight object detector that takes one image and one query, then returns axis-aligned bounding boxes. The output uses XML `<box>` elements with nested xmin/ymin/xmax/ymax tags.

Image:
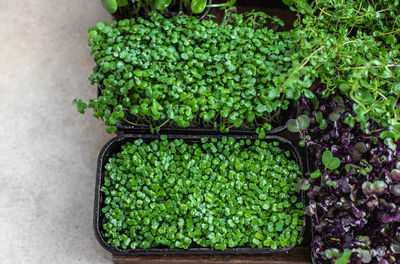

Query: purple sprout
<box><xmin>299</xmin><ymin>84</ymin><xmax>400</xmax><ymax>263</ymax></box>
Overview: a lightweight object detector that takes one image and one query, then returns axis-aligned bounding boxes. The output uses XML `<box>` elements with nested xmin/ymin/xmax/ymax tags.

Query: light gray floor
<box><xmin>0</xmin><ymin>1</ymin><xmax>115</xmax><ymax>263</ymax></box>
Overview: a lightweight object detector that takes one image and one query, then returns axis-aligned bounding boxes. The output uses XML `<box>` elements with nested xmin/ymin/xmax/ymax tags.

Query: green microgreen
<box><xmin>78</xmin><ymin>12</ymin><xmax>295</xmax><ymax>134</ymax></box>
<box><xmin>101</xmin><ymin>136</ymin><xmax>305</xmax><ymax>250</ymax></box>
<box><xmin>322</xmin><ymin>150</ymin><xmax>340</xmax><ymax>171</ymax></box>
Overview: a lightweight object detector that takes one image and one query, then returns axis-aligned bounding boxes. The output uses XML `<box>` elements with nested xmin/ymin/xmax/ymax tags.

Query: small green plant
<box><xmin>334</xmin><ymin>249</ymin><xmax>352</xmax><ymax>264</ymax></box>
<box><xmin>78</xmin><ymin>12</ymin><xmax>299</xmax><ymax>135</ymax></box>
<box><xmin>321</xmin><ymin>150</ymin><xmax>340</xmax><ymax>171</ymax></box>
<box><xmin>101</xmin><ymin>136</ymin><xmax>305</xmax><ymax>250</ymax></box>
<box><xmin>100</xmin><ymin>0</ymin><xmax>215</xmax><ymax>18</ymax></box>
<box><xmin>287</xmin><ymin>115</ymin><xmax>310</xmax><ymax>147</ymax></box>
<box><xmin>282</xmin><ymin>0</ymin><xmax>400</xmax><ymax>142</ymax></box>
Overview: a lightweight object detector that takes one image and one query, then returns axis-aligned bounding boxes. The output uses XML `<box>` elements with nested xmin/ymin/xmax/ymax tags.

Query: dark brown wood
<box><xmin>113</xmin><ymin>247</ymin><xmax>311</xmax><ymax>264</ymax></box>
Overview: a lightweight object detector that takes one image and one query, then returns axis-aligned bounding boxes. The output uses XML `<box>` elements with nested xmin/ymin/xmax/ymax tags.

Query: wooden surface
<box><xmin>113</xmin><ymin>247</ymin><xmax>311</xmax><ymax>264</ymax></box>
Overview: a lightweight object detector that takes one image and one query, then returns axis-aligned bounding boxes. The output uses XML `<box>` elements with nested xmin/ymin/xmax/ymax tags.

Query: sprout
<box><xmin>101</xmin><ymin>136</ymin><xmax>305</xmax><ymax>250</ymax></box>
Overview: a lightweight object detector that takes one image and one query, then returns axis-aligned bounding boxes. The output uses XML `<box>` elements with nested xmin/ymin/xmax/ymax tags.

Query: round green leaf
<box><xmin>191</xmin><ymin>0</ymin><xmax>207</xmax><ymax>14</ymax></box>
<box><xmin>101</xmin><ymin>0</ymin><xmax>118</xmax><ymax>13</ymax></box>
<box><xmin>322</xmin><ymin>150</ymin><xmax>340</xmax><ymax>171</ymax></box>
<box><xmin>154</xmin><ymin>0</ymin><xmax>172</xmax><ymax>11</ymax></box>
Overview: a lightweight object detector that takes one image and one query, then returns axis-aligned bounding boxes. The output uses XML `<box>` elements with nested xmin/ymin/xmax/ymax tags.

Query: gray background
<box><xmin>0</xmin><ymin>0</ymin><xmax>115</xmax><ymax>263</ymax></box>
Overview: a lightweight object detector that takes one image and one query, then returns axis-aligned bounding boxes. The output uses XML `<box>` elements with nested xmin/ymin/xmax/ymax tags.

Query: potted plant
<box><xmin>287</xmin><ymin>85</ymin><xmax>400</xmax><ymax>263</ymax></box>
<box><xmin>75</xmin><ymin>11</ymin><xmax>300</xmax><ymax>136</ymax></box>
<box><xmin>94</xmin><ymin>134</ymin><xmax>306</xmax><ymax>253</ymax></box>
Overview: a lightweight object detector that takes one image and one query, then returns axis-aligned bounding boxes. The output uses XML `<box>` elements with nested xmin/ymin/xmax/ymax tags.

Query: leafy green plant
<box><xmin>334</xmin><ymin>249</ymin><xmax>352</xmax><ymax>264</ymax></box>
<box><xmin>287</xmin><ymin>115</ymin><xmax>310</xmax><ymax>133</ymax></box>
<box><xmin>78</xmin><ymin>12</ymin><xmax>297</xmax><ymax>135</ymax></box>
<box><xmin>287</xmin><ymin>115</ymin><xmax>310</xmax><ymax>146</ymax></box>
<box><xmin>321</xmin><ymin>150</ymin><xmax>340</xmax><ymax>171</ymax></box>
<box><xmin>101</xmin><ymin>136</ymin><xmax>305</xmax><ymax>250</ymax></box>
<box><xmin>282</xmin><ymin>0</ymin><xmax>400</xmax><ymax>141</ymax></box>
<box><xmin>100</xmin><ymin>0</ymin><xmax>214</xmax><ymax>18</ymax></box>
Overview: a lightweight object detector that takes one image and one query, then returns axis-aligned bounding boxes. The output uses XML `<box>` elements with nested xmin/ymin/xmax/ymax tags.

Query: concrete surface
<box><xmin>0</xmin><ymin>0</ymin><xmax>115</xmax><ymax>263</ymax></box>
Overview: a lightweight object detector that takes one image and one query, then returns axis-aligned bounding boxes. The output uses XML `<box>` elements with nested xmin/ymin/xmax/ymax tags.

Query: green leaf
<box><xmin>73</xmin><ymin>98</ymin><xmax>88</xmax><ymax>114</ymax></box>
<box><xmin>282</xmin><ymin>0</ymin><xmax>294</xmax><ymax>6</ymax></box>
<box><xmin>116</xmin><ymin>0</ymin><xmax>128</xmax><ymax>6</ymax></box>
<box><xmin>286</xmin><ymin>115</ymin><xmax>310</xmax><ymax>133</ymax></box>
<box><xmin>381</xmin><ymin>68</ymin><xmax>393</xmax><ymax>79</ymax></box>
<box><xmin>322</xmin><ymin>150</ymin><xmax>340</xmax><ymax>171</ymax></box>
<box><xmin>295</xmin><ymin>0</ymin><xmax>313</xmax><ymax>15</ymax></box>
<box><xmin>334</xmin><ymin>249</ymin><xmax>352</xmax><ymax>264</ymax></box>
<box><xmin>310</xmin><ymin>169</ymin><xmax>321</xmax><ymax>179</ymax></box>
<box><xmin>296</xmin><ymin>179</ymin><xmax>310</xmax><ymax>191</ymax></box>
<box><xmin>106</xmin><ymin>125</ymin><xmax>117</xmax><ymax>134</ymax></box>
<box><xmin>154</xmin><ymin>0</ymin><xmax>172</xmax><ymax>10</ymax></box>
<box><xmin>101</xmin><ymin>0</ymin><xmax>118</xmax><ymax>13</ymax></box>
<box><xmin>380</xmin><ymin>130</ymin><xmax>396</xmax><ymax>140</ymax></box>
<box><xmin>191</xmin><ymin>0</ymin><xmax>207</xmax><ymax>14</ymax></box>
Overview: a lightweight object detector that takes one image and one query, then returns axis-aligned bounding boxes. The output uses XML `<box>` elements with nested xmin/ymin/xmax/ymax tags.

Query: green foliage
<box><xmin>284</xmin><ymin>0</ymin><xmax>400</xmax><ymax>141</ymax></box>
<box><xmin>334</xmin><ymin>249</ymin><xmax>352</xmax><ymax>264</ymax></box>
<box><xmin>310</xmin><ymin>169</ymin><xmax>321</xmax><ymax>179</ymax></box>
<box><xmin>100</xmin><ymin>0</ymin><xmax>212</xmax><ymax>17</ymax></box>
<box><xmin>101</xmin><ymin>136</ymin><xmax>305</xmax><ymax>250</ymax></box>
<box><xmin>287</xmin><ymin>115</ymin><xmax>310</xmax><ymax>133</ymax></box>
<box><xmin>101</xmin><ymin>0</ymin><xmax>118</xmax><ymax>13</ymax></box>
<box><xmin>286</xmin><ymin>115</ymin><xmax>311</xmax><ymax>147</ymax></box>
<box><xmin>191</xmin><ymin>0</ymin><xmax>207</xmax><ymax>14</ymax></box>
<box><xmin>296</xmin><ymin>178</ymin><xmax>310</xmax><ymax>191</ymax></box>
<box><xmin>82</xmin><ymin>13</ymin><xmax>295</xmax><ymax>133</ymax></box>
<box><xmin>322</xmin><ymin>150</ymin><xmax>340</xmax><ymax>171</ymax></box>
<box><xmin>155</xmin><ymin>0</ymin><xmax>172</xmax><ymax>11</ymax></box>
<box><xmin>72</xmin><ymin>98</ymin><xmax>88</xmax><ymax>114</ymax></box>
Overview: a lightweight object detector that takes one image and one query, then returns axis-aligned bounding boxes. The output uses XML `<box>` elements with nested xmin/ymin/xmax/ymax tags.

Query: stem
<box><xmin>206</xmin><ymin>3</ymin><xmax>230</xmax><ymax>8</ymax></box>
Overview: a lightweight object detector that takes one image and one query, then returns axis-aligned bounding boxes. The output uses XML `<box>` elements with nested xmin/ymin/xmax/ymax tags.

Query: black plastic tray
<box><xmin>94</xmin><ymin>134</ymin><xmax>306</xmax><ymax>256</ymax></box>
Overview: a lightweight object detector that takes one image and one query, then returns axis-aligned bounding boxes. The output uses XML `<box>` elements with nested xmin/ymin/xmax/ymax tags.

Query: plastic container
<box><xmin>111</xmin><ymin>0</ymin><xmax>212</xmax><ymax>21</ymax></box>
<box><xmin>94</xmin><ymin>134</ymin><xmax>306</xmax><ymax>255</ymax></box>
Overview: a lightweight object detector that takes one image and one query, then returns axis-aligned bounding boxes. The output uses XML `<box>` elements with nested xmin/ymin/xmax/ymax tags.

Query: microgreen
<box><xmin>101</xmin><ymin>0</ymin><xmax>118</xmax><ymax>13</ymax></box>
<box><xmin>100</xmin><ymin>0</ymin><xmax>220</xmax><ymax>18</ymax></box>
<box><xmin>101</xmin><ymin>136</ymin><xmax>305</xmax><ymax>250</ymax></box>
<box><xmin>334</xmin><ymin>249</ymin><xmax>352</xmax><ymax>264</ymax></box>
<box><xmin>287</xmin><ymin>115</ymin><xmax>310</xmax><ymax>133</ymax></box>
<box><xmin>297</xmin><ymin>87</ymin><xmax>400</xmax><ymax>263</ymax></box>
<box><xmin>283</xmin><ymin>0</ymin><xmax>400</xmax><ymax>142</ymax></box>
<box><xmin>79</xmin><ymin>12</ymin><xmax>294</xmax><ymax>134</ymax></box>
<box><xmin>287</xmin><ymin>115</ymin><xmax>310</xmax><ymax>147</ymax></box>
<box><xmin>321</xmin><ymin>150</ymin><xmax>340</xmax><ymax>171</ymax></box>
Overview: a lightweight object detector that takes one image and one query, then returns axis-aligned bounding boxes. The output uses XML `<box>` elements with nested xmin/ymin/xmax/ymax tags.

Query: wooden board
<box><xmin>113</xmin><ymin>247</ymin><xmax>311</xmax><ymax>264</ymax></box>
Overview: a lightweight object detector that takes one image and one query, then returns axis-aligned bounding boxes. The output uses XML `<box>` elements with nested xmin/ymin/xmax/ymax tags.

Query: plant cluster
<box><xmin>100</xmin><ymin>0</ymin><xmax>212</xmax><ymax>18</ymax></box>
<box><xmin>77</xmin><ymin>12</ymin><xmax>298</xmax><ymax>135</ymax></box>
<box><xmin>282</xmin><ymin>0</ymin><xmax>400</xmax><ymax>141</ymax></box>
<box><xmin>101</xmin><ymin>136</ymin><xmax>305</xmax><ymax>250</ymax></box>
<box><xmin>288</xmin><ymin>85</ymin><xmax>400</xmax><ymax>264</ymax></box>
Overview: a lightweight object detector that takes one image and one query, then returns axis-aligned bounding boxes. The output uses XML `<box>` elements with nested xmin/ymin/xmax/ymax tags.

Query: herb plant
<box><xmin>101</xmin><ymin>136</ymin><xmax>305</xmax><ymax>250</ymax></box>
<box><xmin>282</xmin><ymin>0</ymin><xmax>400</xmax><ymax>141</ymax></box>
<box><xmin>78</xmin><ymin>12</ymin><xmax>298</xmax><ymax>135</ymax></box>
